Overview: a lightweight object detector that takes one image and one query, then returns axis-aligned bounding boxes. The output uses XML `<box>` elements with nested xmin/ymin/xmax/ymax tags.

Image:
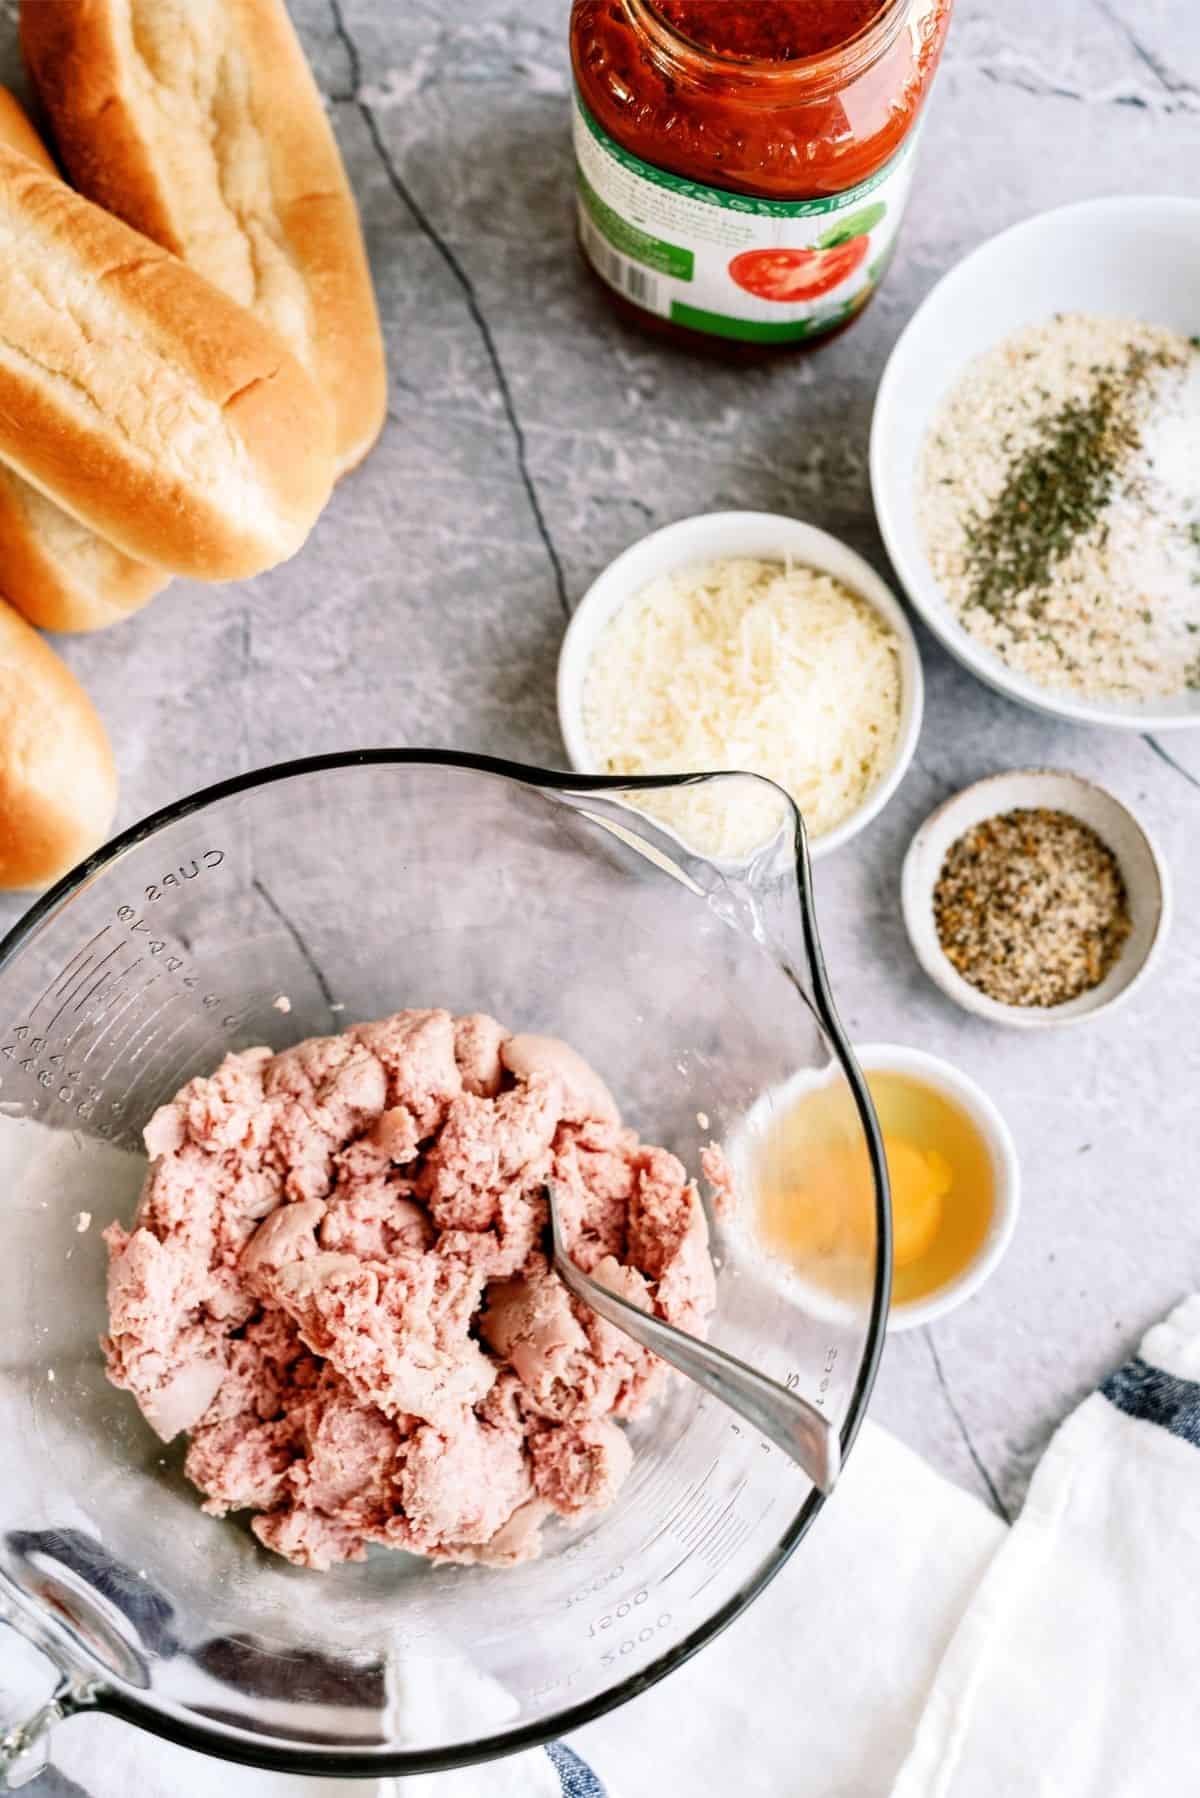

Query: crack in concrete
<box><xmin>977</xmin><ymin>64</ymin><xmax>1098</xmax><ymax>105</ymax></box>
<box><xmin>911</xmin><ymin>748</ymin><xmax>959</xmax><ymax>795</ymax></box>
<box><xmin>326</xmin><ymin>0</ymin><xmax>571</xmax><ymax>619</ymax></box>
<box><xmin>924</xmin><ymin>1330</ymin><xmax>1012</xmax><ymax>1523</ymax></box>
<box><xmin>975</xmin><ymin>46</ymin><xmax>1198</xmax><ymax>114</ymax></box>
<box><xmin>1091</xmin><ymin>0</ymin><xmax>1200</xmax><ymax>101</ymax></box>
<box><xmin>1143</xmin><ymin>733</ymin><xmax>1200</xmax><ymax>792</ymax></box>
<box><xmin>252</xmin><ymin>878</ymin><xmax>336</xmax><ymax>1009</ymax></box>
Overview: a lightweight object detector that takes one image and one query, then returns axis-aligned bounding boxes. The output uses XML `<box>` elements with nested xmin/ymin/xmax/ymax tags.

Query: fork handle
<box><xmin>551</xmin><ymin>1236</ymin><xmax>841</xmax><ymax>1495</ymax></box>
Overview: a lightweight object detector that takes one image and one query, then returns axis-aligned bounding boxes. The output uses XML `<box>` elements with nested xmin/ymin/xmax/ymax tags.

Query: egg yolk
<box><xmin>761</xmin><ymin>1131</ymin><xmax>951</xmax><ymax>1270</ymax></box>
<box><xmin>884</xmin><ymin>1134</ymin><xmax>952</xmax><ymax>1268</ymax></box>
<box><xmin>755</xmin><ymin>1069</ymin><xmax>995</xmax><ymax>1309</ymax></box>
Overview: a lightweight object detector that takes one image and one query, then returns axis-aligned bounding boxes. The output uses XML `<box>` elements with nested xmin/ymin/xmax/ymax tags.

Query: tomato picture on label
<box><xmin>728</xmin><ymin>239</ymin><xmax>869</xmax><ymax>302</ymax></box>
<box><xmin>727</xmin><ymin>202</ymin><xmax>886</xmax><ymax>304</ymax></box>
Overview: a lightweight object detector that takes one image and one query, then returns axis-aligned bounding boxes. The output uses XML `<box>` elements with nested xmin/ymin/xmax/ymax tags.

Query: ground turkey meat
<box><xmin>102</xmin><ymin>1013</ymin><xmax>716</xmax><ymax>1568</ymax></box>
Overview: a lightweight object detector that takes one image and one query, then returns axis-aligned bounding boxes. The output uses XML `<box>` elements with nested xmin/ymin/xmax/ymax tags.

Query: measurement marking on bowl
<box><xmin>688</xmin><ymin>1523</ymin><xmax>753</xmax><ymax>1603</ymax></box>
<box><xmin>70</xmin><ymin>968</ymin><xmax>114</xmax><ymax>1017</ymax></box>
<box><xmin>68</xmin><ymin>962</ymin><xmax>145</xmax><ymax>1037</ymax></box>
<box><xmin>676</xmin><ymin>1517</ymin><xmax>741</xmax><ymax>1589</ymax></box>
<box><xmin>667</xmin><ymin>1488</ymin><xmax>726</xmax><ymax>1550</ymax></box>
<box><xmin>688</xmin><ymin>1505</ymin><xmax>774</xmax><ymax>1603</ymax></box>
<box><xmin>69</xmin><ymin>963</ymin><xmax>134</xmax><ymax>1025</ymax></box>
<box><xmin>52</xmin><ymin>952</ymin><xmax>95</xmax><ymax>1005</ymax></box>
<box><xmin>51</xmin><ymin>944</ymin><xmax>128</xmax><ymax>1025</ymax></box>
<box><xmin>659</xmin><ymin>1480</ymin><xmax>744</xmax><ymax>1582</ymax></box>
<box><xmin>32</xmin><ymin>927</ymin><xmax>108</xmax><ymax>1014</ymax></box>
<box><xmin>678</xmin><ymin>1478</ymin><xmax>746</xmax><ymax>1568</ymax></box>
<box><xmin>564</xmin><ymin>1562</ymin><xmax>626</xmax><ymax>1609</ymax></box>
<box><xmin>112</xmin><ymin>906</ymin><xmax>229</xmax><ymax>1010</ymax></box>
<box><xmin>43</xmin><ymin>960</ymin><xmax>131</xmax><ymax>1039</ymax></box>
<box><xmin>15</xmin><ymin>945</ymin><xmax>145</xmax><ymax>1069</ymax></box>
<box><xmin>65</xmin><ymin>937</ymin><xmax>125</xmax><ymax>996</ymax></box>
<box><xmin>636</xmin><ymin>1457</ymin><xmax>719</xmax><ymax>1556</ymax></box>
<box><xmin>67</xmin><ymin>938</ymin><xmax>134</xmax><ymax>1001</ymax></box>
<box><xmin>103</xmin><ymin>981</ymin><xmax>172</xmax><ymax>1065</ymax></box>
<box><xmin>1</xmin><ymin>962</ymin><xmax>203</xmax><ymax>1132</ymax></box>
<box><xmin>698</xmin><ymin>1498</ymin><xmax>750</xmax><ymax>1566</ymax></box>
<box><xmin>659</xmin><ymin>1543</ymin><xmax>700</xmax><ymax>1585</ymax></box>
<box><xmin>676</xmin><ymin>1494</ymin><xmax>720</xmax><ymax>1551</ymax></box>
<box><xmin>44</xmin><ymin>957</ymin><xmax>103</xmax><ymax>1027</ymax></box>
<box><xmin>72</xmin><ymin>981</ymin><xmax>153</xmax><ymax>1088</ymax></box>
<box><xmin>87</xmin><ymin>977</ymin><xmax>186</xmax><ymax>1068</ymax></box>
<box><xmin>596</xmin><ymin>1614</ymin><xmax>674</xmax><ymax>1669</ymax></box>
<box><xmin>586</xmin><ymin>1587</ymin><xmax>653</xmax><ymax>1637</ymax></box>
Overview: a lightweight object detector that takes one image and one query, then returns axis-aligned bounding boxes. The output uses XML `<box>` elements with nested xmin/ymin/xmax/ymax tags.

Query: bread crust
<box><xmin>22</xmin><ymin>0</ymin><xmax>387</xmax><ymax>475</ymax></box>
<box><xmin>0</xmin><ymin>87</ymin><xmax>55</xmax><ymax>173</ymax></box>
<box><xmin>0</xmin><ymin>89</ymin><xmax>167</xmax><ymax>632</ymax></box>
<box><xmin>0</xmin><ymin>143</ymin><xmax>335</xmax><ymax>579</ymax></box>
<box><xmin>0</xmin><ymin>466</ymin><xmax>166</xmax><ymax>632</ymax></box>
<box><xmin>0</xmin><ymin>598</ymin><xmax>117</xmax><ymax>890</ymax></box>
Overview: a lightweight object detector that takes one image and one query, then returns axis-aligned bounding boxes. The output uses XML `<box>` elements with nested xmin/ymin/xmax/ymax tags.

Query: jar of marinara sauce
<box><xmin>570</xmin><ymin>0</ymin><xmax>952</xmax><ymax>349</ymax></box>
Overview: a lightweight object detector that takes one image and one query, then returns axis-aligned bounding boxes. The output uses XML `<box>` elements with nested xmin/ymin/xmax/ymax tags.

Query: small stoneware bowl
<box><xmin>870</xmin><ymin>194</ymin><xmax>1200</xmax><ymax>731</ymax></box>
<box><xmin>856</xmin><ymin>1042</ymin><xmax>1020</xmax><ymax>1332</ymax></box>
<box><xmin>557</xmin><ymin>511</ymin><xmax>924</xmax><ymax>859</ymax></box>
<box><xmin>901</xmin><ymin>769</ymin><xmax>1170</xmax><ymax>1028</ymax></box>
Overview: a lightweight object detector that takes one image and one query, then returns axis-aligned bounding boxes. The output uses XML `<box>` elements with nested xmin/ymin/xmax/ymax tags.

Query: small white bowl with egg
<box><xmin>557</xmin><ymin>512</ymin><xmax>924</xmax><ymax>860</ymax></box>
<box><xmin>858</xmin><ymin>1043</ymin><xmax>1020</xmax><ymax>1332</ymax></box>
<box><xmin>721</xmin><ymin>1041</ymin><xmax>1019</xmax><ymax>1333</ymax></box>
<box><xmin>871</xmin><ymin>195</ymin><xmax>1200</xmax><ymax>731</ymax></box>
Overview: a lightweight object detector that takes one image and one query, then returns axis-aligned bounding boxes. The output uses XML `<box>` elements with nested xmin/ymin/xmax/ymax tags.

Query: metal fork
<box><xmin>545</xmin><ymin>1183</ymin><xmax>841</xmax><ymax>1494</ymax></box>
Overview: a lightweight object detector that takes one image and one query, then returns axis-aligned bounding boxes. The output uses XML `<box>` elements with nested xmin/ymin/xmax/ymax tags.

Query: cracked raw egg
<box><xmin>756</xmin><ymin>1063</ymin><xmax>996</xmax><ymax>1312</ymax></box>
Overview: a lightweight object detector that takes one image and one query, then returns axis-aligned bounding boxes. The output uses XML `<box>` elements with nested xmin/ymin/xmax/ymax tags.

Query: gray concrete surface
<box><xmin>0</xmin><ymin>0</ymin><xmax>1198</xmax><ymax>1784</ymax></box>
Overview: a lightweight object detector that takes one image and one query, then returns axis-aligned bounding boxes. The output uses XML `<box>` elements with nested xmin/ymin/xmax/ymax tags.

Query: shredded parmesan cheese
<box><xmin>582</xmin><ymin>557</ymin><xmax>902</xmax><ymax>856</ymax></box>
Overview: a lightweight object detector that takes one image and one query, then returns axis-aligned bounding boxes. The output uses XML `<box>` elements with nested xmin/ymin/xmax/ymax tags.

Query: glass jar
<box><xmin>569</xmin><ymin>0</ymin><xmax>953</xmax><ymax>350</ymax></box>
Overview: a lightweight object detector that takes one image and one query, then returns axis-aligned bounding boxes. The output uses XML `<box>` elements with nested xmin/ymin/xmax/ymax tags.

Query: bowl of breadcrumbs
<box><xmin>871</xmin><ymin>195</ymin><xmax>1200</xmax><ymax>730</ymax></box>
<box><xmin>901</xmin><ymin>769</ymin><xmax>1170</xmax><ymax>1027</ymax></box>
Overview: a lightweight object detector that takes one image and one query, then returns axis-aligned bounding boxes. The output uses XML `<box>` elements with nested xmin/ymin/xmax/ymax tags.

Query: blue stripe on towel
<box><xmin>547</xmin><ymin>1740</ymin><xmax>608</xmax><ymax>1796</ymax></box>
<box><xmin>1102</xmin><ymin>1355</ymin><xmax>1200</xmax><ymax>1448</ymax></box>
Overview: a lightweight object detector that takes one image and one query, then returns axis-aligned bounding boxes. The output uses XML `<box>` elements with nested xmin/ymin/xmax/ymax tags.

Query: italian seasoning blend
<box><xmin>933</xmin><ymin>808</ymin><xmax>1132</xmax><ymax>1008</ymax></box>
<box><xmin>918</xmin><ymin>314</ymin><xmax>1200</xmax><ymax>702</ymax></box>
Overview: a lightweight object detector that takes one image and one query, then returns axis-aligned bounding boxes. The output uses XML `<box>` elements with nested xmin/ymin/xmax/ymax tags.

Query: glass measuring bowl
<box><xmin>0</xmin><ymin>753</ymin><xmax>889</xmax><ymax>1783</ymax></box>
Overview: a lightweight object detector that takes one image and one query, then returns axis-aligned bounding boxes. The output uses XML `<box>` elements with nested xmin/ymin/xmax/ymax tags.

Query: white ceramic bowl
<box><xmin>901</xmin><ymin>769</ymin><xmax>1170</xmax><ymax>1028</ymax></box>
<box><xmin>557</xmin><ymin>511</ymin><xmax>924</xmax><ymax>858</ymax></box>
<box><xmin>870</xmin><ymin>194</ymin><xmax>1200</xmax><ymax>731</ymax></box>
<box><xmin>856</xmin><ymin>1042</ymin><xmax>1020</xmax><ymax>1332</ymax></box>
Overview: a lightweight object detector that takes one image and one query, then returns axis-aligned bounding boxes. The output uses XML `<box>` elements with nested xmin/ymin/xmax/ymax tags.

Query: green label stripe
<box><xmin>576</xmin><ymin>168</ymin><xmax>695</xmax><ymax>280</ymax></box>
<box><xmin>670</xmin><ymin>300</ymin><xmax>855</xmax><ymax>343</ymax></box>
<box><xmin>576</xmin><ymin>93</ymin><xmax>911</xmax><ymax>219</ymax></box>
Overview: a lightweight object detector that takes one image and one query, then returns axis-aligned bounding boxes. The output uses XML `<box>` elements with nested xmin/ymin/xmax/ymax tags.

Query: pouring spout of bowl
<box><xmin>556</xmin><ymin>767</ymin><xmax>893</xmax><ymax>1467</ymax></box>
<box><xmin>559</xmin><ymin>768</ymin><xmax>824</xmax><ymax>983</ymax></box>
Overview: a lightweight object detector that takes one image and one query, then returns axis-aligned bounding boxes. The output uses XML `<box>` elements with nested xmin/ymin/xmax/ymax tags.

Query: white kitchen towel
<box><xmin>571</xmin><ymin>1422</ymin><xmax>1005</xmax><ymax>1798</ymax></box>
<box><xmin>890</xmin><ymin>1294</ymin><xmax>1200</xmax><ymax>1798</ymax></box>
<box><xmin>580</xmin><ymin>1296</ymin><xmax>1200</xmax><ymax>1797</ymax></box>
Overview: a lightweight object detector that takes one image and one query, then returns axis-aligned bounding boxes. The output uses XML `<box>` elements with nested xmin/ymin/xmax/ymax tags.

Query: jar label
<box><xmin>573</xmin><ymin>94</ymin><xmax>919</xmax><ymax>343</ymax></box>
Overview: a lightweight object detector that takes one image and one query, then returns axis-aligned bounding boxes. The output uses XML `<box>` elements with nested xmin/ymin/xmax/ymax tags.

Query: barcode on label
<box><xmin>581</xmin><ymin>214</ymin><xmax>661</xmax><ymax>311</ymax></box>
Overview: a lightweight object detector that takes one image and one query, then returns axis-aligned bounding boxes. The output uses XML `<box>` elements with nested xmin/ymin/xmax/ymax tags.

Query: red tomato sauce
<box><xmin>571</xmin><ymin>0</ymin><xmax>950</xmax><ymax>201</ymax></box>
<box><xmin>653</xmin><ymin>0</ymin><xmax>889</xmax><ymax>63</ymax></box>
